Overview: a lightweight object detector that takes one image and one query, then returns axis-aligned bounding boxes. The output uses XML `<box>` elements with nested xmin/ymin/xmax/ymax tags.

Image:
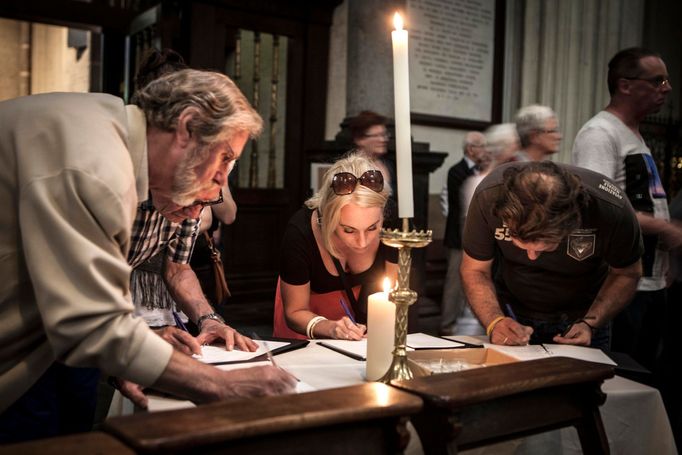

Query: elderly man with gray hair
<box><xmin>460</xmin><ymin>123</ymin><xmax>520</xmax><ymax>217</ymax></box>
<box><xmin>0</xmin><ymin>69</ymin><xmax>297</xmax><ymax>442</ymax></box>
<box><xmin>515</xmin><ymin>104</ymin><xmax>562</xmax><ymax>161</ymax></box>
<box><xmin>439</xmin><ymin>131</ymin><xmax>487</xmax><ymax>335</ymax></box>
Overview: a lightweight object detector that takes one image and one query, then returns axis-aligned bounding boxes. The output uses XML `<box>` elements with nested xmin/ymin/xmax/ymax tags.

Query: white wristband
<box><xmin>306</xmin><ymin>316</ymin><xmax>327</xmax><ymax>339</ymax></box>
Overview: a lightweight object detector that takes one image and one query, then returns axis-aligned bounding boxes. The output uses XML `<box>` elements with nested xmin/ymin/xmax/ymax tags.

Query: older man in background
<box><xmin>439</xmin><ymin>131</ymin><xmax>487</xmax><ymax>335</ymax></box>
<box><xmin>515</xmin><ymin>104</ymin><xmax>562</xmax><ymax>162</ymax></box>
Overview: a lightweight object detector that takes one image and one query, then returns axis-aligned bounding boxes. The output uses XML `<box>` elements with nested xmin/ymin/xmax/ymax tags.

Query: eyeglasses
<box><xmin>364</xmin><ymin>132</ymin><xmax>391</xmax><ymax>140</ymax></box>
<box><xmin>331</xmin><ymin>170</ymin><xmax>384</xmax><ymax>195</ymax></box>
<box><xmin>622</xmin><ymin>76</ymin><xmax>670</xmax><ymax>88</ymax></box>
<box><xmin>188</xmin><ymin>188</ymin><xmax>224</xmax><ymax>208</ymax></box>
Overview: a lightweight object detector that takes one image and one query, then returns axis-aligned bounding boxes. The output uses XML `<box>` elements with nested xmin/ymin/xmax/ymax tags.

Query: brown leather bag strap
<box><xmin>203</xmin><ymin>231</ymin><xmax>231</xmax><ymax>304</ymax></box>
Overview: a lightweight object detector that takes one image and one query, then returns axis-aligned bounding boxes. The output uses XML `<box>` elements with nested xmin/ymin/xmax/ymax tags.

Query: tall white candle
<box><xmin>366</xmin><ymin>278</ymin><xmax>396</xmax><ymax>381</ymax></box>
<box><xmin>391</xmin><ymin>12</ymin><xmax>414</xmax><ymax>219</ymax></box>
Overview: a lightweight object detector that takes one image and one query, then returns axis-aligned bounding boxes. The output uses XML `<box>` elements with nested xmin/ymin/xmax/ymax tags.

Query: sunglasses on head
<box><xmin>331</xmin><ymin>170</ymin><xmax>384</xmax><ymax>195</ymax></box>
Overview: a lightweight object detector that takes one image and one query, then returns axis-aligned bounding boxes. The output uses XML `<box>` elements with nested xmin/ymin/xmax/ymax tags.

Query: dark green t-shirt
<box><xmin>463</xmin><ymin>162</ymin><xmax>643</xmax><ymax>321</ymax></box>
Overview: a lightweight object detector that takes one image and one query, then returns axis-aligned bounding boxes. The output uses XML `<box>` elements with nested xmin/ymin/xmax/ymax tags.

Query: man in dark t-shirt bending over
<box><xmin>461</xmin><ymin>161</ymin><xmax>643</xmax><ymax>349</ymax></box>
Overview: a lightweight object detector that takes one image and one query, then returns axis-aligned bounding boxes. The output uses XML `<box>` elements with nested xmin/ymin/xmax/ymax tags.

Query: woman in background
<box><xmin>349</xmin><ymin>110</ymin><xmax>398</xmax><ymax>228</ymax></box>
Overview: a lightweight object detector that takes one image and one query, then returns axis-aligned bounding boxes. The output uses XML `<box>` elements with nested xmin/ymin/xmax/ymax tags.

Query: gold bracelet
<box><xmin>486</xmin><ymin>316</ymin><xmax>506</xmax><ymax>337</ymax></box>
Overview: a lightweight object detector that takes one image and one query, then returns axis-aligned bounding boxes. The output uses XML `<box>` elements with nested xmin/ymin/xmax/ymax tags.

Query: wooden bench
<box><xmin>0</xmin><ymin>432</ymin><xmax>135</xmax><ymax>455</ymax></box>
<box><xmin>102</xmin><ymin>382</ymin><xmax>423</xmax><ymax>454</ymax></box>
<box><xmin>392</xmin><ymin>357</ymin><xmax>615</xmax><ymax>454</ymax></box>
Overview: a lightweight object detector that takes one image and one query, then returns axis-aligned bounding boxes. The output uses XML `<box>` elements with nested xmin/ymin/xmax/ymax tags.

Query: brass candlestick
<box><xmin>379</xmin><ymin>218</ymin><xmax>432</xmax><ymax>383</ymax></box>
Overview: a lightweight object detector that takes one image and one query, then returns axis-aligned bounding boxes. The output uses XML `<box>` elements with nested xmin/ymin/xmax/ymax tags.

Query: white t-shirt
<box><xmin>572</xmin><ymin>110</ymin><xmax>669</xmax><ymax>291</ymax></box>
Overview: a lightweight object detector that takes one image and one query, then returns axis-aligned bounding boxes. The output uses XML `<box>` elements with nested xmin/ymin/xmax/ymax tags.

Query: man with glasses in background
<box><xmin>572</xmin><ymin>47</ymin><xmax>682</xmax><ymax>390</ymax></box>
<box><xmin>515</xmin><ymin>104</ymin><xmax>562</xmax><ymax>162</ymax></box>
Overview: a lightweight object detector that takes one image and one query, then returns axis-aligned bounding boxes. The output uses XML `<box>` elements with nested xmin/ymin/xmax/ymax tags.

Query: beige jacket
<box><xmin>0</xmin><ymin>92</ymin><xmax>172</xmax><ymax>412</ymax></box>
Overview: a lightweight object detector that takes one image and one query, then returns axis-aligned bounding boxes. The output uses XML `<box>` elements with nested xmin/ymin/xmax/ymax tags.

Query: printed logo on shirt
<box><xmin>494</xmin><ymin>225</ymin><xmax>512</xmax><ymax>241</ymax></box>
<box><xmin>598</xmin><ymin>179</ymin><xmax>623</xmax><ymax>200</ymax></box>
<box><xmin>566</xmin><ymin>232</ymin><xmax>596</xmax><ymax>261</ymax></box>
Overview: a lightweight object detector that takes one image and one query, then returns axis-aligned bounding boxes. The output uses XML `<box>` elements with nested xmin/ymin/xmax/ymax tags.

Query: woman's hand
<box><xmin>326</xmin><ymin>317</ymin><xmax>366</xmax><ymax>340</ymax></box>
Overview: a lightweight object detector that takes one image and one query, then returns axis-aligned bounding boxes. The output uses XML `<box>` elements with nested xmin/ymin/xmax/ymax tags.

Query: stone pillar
<box><xmin>345</xmin><ymin>0</ymin><xmax>403</xmax><ymax>117</ymax></box>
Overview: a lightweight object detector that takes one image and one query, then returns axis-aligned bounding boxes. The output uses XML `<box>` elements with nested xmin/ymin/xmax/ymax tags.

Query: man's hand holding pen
<box><xmin>552</xmin><ymin>317</ymin><xmax>596</xmax><ymax>346</ymax></box>
<box><xmin>487</xmin><ymin>316</ymin><xmax>532</xmax><ymax>346</ymax></box>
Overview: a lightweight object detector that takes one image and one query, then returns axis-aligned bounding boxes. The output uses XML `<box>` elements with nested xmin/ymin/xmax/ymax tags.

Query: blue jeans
<box><xmin>0</xmin><ymin>363</ymin><xmax>100</xmax><ymax>443</ymax></box>
<box><xmin>515</xmin><ymin>314</ymin><xmax>611</xmax><ymax>351</ymax></box>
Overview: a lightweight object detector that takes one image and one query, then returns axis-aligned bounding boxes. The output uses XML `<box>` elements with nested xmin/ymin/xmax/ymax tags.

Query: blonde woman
<box><xmin>273</xmin><ymin>154</ymin><xmax>398</xmax><ymax>340</ymax></box>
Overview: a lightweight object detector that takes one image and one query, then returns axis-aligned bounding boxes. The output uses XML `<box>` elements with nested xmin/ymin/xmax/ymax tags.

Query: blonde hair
<box><xmin>306</xmin><ymin>153</ymin><xmax>390</xmax><ymax>258</ymax></box>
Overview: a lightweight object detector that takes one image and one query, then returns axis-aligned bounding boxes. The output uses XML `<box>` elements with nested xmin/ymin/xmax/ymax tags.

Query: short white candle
<box><xmin>391</xmin><ymin>12</ymin><xmax>414</xmax><ymax>219</ymax></box>
<box><xmin>366</xmin><ymin>278</ymin><xmax>396</xmax><ymax>381</ymax></box>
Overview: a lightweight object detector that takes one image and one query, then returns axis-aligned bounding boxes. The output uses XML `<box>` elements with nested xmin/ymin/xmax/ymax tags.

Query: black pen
<box><xmin>318</xmin><ymin>341</ymin><xmax>366</xmax><ymax>361</ymax></box>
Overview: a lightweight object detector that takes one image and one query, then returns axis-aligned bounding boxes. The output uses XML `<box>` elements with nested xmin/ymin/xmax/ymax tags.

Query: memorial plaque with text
<box><xmin>408</xmin><ymin>0</ymin><xmax>497</xmax><ymax>124</ymax></box>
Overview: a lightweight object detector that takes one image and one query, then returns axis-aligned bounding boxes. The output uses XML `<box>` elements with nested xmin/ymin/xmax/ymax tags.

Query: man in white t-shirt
<box><xmin>572</xmin><ymin>47</ymin><xmax>682</xmax><ymax>376</ymax></box>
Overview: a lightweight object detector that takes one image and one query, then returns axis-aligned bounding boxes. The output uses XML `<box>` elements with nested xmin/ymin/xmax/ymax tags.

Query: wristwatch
<box><xmin>196</xmin><ymin>312</ymin><xmax>225</xmax><ymax>330</ymax></box>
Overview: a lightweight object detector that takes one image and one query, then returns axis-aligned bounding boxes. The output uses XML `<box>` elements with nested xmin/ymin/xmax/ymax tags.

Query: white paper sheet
<box><xmin>146</xmin><ymin>361</ymin><xmax>316</xmax><ymax>412</ymax></box>
<box><xmin>317</xmin><ymin>339</ymin><xmax>367</xmax><ymax>360</ymax></box>
<box><xmin>316</xmin><ymin>333</ymin><xmax>458</xmax><ymax>361</ymax></box>
<box><xmin>406</xmin><ymin>332</ymin><xmax>465</xmax><ymax>349</ymax></box>
<box><xmin>193</xmin><ymin>340</ymin><xmax>289</xmax><ymax>364</ymax></box>
<box><xmin>485</xmin><ymin>343</ymin><xmax>616</xmax><ymax>365</ymax></box>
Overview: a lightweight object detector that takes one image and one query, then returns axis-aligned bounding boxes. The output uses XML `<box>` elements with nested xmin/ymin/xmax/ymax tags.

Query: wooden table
<box><xmin>392</xmin><ymin>357</ymin><xmax>614</xmax><ymax>455</ymax></box>
<box><xmin>0</xmin><ymin>432</ymin><xmax>135</xmax><ymax>455</ymax></box>
<box><xmin>103</xmin><ymin>382</ymin><xmax>423</xmax><ymax>454</ymax></box>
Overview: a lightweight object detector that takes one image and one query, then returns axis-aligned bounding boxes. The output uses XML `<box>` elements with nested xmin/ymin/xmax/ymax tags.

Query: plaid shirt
<box><xmin>128</xmin><ymin>199</ymin><xmax>200</xmax><ymax>268</ymax></box>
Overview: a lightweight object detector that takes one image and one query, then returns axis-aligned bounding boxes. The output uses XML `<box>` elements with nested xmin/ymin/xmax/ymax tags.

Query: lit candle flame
<box><xmin>383</xmin><ymin>277</ymin><xmax>392</xmax><ymax>293</ymax></box>
<box><xmin>393</xmin><ymin>12</ymin><xmax>403</xmax><ymax>31</ymax></box>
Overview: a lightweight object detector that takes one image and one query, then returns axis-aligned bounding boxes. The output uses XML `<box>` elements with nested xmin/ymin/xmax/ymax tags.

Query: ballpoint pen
<box><xmin>252</xmin><ymin>332</ymin><xmax>301</xmax><ymax>382</ymax></box>
<box><xmin>173</xmin><ymin>311</ymin><xmax>189</xmax><ymax>332</ymax></box>
<box><xmin>251</xmin><ymin>332</ymin><xmax>277</xmax><ymax>367</ymax></box>
<box><xmin>318</xmin><ymin>341</ymin><xmax>366</xmax><ymax>361</ymax></box>
<box><xmin>339</xmin><ymin>298</ymin><xmax>357</xmax><ymax>324</ymax></box>
<box><xmin>505</xmin><ymin>304</ymin><xmax>517</xmax><ymax>321</ymax></box>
